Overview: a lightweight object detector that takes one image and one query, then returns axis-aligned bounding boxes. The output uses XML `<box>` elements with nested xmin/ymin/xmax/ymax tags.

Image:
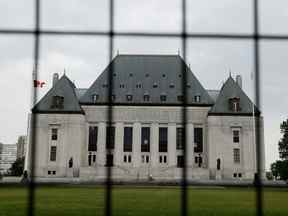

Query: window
<box><xmin>111</xmin><ymin>95</ymin><xmax>116</xmax><ymax>101</ymax></box>
<box><xmin>142</xmin><ymin>155</ymin><xmax>145</xmax><ymax>163</ymax></box>
<box><xmin>194</xmin><ymin>95</ymin><xmax>201</xmax><ymax>103</ymax></box>
<box><xmin>163</xmin><ymin>155</ymin><xmax>167</xmax><ymax>163</ymax></box>
<box><xmin>136</xmin><ymin>83</ymin><xmax>142</xmax><ymax>88</ymax></box>
<box><xmin>106</xmin><ymin>126</ymin><xmax>115</xmax><ymax>149</ymax></box>
<box><xmin>177</xmin><ymin>155</ymin><xmax>184</xmax><ymax>168</ymax></box>
<box><xmin>229</xmin><ymin>97</ymin><xmax>241</xmax><ymax>112</ymax></box>
<box><xmin>48</xmin><ymin>171</ymin><xmax>51</xmax><ymax>175</ymax></box>
<box><xmin>233</xmin><ymin>173</ymin><xmax>237</xmax><ymax>178</ymax></box>
<box><xmin>194</xmin><ymin>128</ymin><xmax>203</xmax><ymax>153</ymax></box>
<box><xmin>162</xmin><ymin>74</ymin><xmax>166</xmax><ymax>77</ymax></box>
<box><xmin>126</xmin><ymin>94</ymin><xmax>133</xmax><ymax>101</ymax></box>
<box><xmin>91</xmin><ymin>94</ymin><xmax>99</xmax><ymax>102</ymax></box>
<box><xmin>159</xmin><ymin>127</ymin><xmax>168</xmax><ymax>152</ymax></box>
<box><xmin>102</xmin><ymin>83</ymin><xmax>108</xmax><ymax>88</ymax></box>
<box><xmin>176</xmin><ymin>128</ymin><xmax>184</xmax><ymax>150</ymax></box>
<box><xmin>51</xmin><ymin>96</ymin><xmax>64</xmax><ymax>109</ymax></box>
<box><xmin>141</xmin><ymin>127</ymin><xmax>150</xmax><ymax>152</ymax></box>
<box><xmin>153</xmin><ymin>83</ymin><xmax>158</xmax><ymax>88</ymax></box>
<box><xmin>238</xmin><ymin>173</ymin><xmax>242</xmax><ymax>178</ymax></box>
<box><xmin>233</xmin><ymin>148</ymin><xmax>240</xmax><ymax>163</ymax></box>
<box><xmin>93</xmin><ymin>155</ymin><xmax>96</xmax><ymax>163</ymax></box>
<box><xmin>169</xmin><ymin>83</ymin><xmax>175</xmax><ymax>88</ymax></box>
<box><xmin>233</xmin><ymin>130</ymin><xmax>240</xmax><ymax>143</ymax></box>
<box><xmin>146</xmin><ymin>155</ymin><xmax>149</xmax><ymax>163</ymax></box>
<box><xmin>177</xmin><ymin>95</ymin><xmax>183</xmax><ymax>102</ymax></box>
<box><xmin>129</xmin><ymin>73</ymin><xmax>133</xmax><ymax>77</ymax></box>
<box><xmin>88</xmin><ymin>154</ymin><xmax>92</xmax><ymax>166</ymax></box>
<box><xmin>52</xmin><ymin>171</ymin><xmax>56</xmax><ymax>175</ymax></box>
<box><xmin>123</xmin><ymin>127</ymin><xmax>133</xmax><ymax>152</ymax></box>
<box><xmin>124</xmin><ymin>155</ymin><xmax>127</xmax><ymax>162</ymax></box>
<box><xmin>128</xmin><ymin>155</ymin><xmax>131</xmax><ymax>163</ymax></box>
<box><xmin>106</xmin><ymin>154</ymin><xmax>113</xmax><ymax>167</ymax></box>
<box><xmin>51</xmin><ymin>128</ymin><xmax>58</xmax><ymax>140</ymax></box>
<box><xmin>50</xmin><ymin>146</ymin><xmax>57</xmax><ymax>161</ymax></box>
<box><xmin>88</xmin><ymin>126</ymin><xmax>97</xmax><ymax>151</ymax></box>
<box><xmin>159</xmin><ymin>156</ymin><xmax>162</xmax><ymax>163</ymax></box>
<box><xmin>120</xmin><ymin>84</ymin><xmax>125</xmax><ymax>88</ymax></box>
<box><xmin>160</xmin><ymin>95</ymin><xmax>167</xmax><ymax>102</ymax></box>
<box><xmin>143</xmin><ymin>94</ymin><xmax>150</xmax><ymax>102</ymax></box>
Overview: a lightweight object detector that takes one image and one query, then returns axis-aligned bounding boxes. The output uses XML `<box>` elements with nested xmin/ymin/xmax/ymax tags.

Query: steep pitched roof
<box><xmin>80</xmin><ymin>55</ymin><xmax>214</xmax><ymax>105</ymax></box>
<box><xmin>32</xmin><ymin>75</ymin><xmax>84</xmax><ymax>114</ymax></box>
<box><xmin>209</xmin><ymin>76</ymin><xmax>260</xmax><ymax>115</ymax></box>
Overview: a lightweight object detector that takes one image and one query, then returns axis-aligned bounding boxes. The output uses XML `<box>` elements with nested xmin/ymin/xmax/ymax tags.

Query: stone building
<box><xmin>25</xmin><ymin>55</ymin><xmax>265</xmax><ymax>180</ymax></box>
<box><xmin>16</xmin><ymin>135</ymin><xmax>27</xmax><ymax>159</ymax></box>
<box><xmin>0</xmin><ymin>143</ymin><xmax>17</xmax><ymax>174</ymax></box>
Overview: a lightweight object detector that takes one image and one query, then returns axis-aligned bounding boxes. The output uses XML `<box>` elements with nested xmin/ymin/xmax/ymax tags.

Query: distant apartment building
<box><xmin>0</xmin><ymin>143</ymin><xmax>17</xmax><ymax>174</ymax></box>
<box><xmin>16</xmin><ymin>136</ymin><xmax>27</xmax><ymax>159</ymax></box>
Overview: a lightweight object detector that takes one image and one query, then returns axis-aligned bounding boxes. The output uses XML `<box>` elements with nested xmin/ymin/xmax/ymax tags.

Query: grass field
<box><xmin>0</xmin><ymin>186</ymin><xmax>288</xmax><ymax>216</ymax></box>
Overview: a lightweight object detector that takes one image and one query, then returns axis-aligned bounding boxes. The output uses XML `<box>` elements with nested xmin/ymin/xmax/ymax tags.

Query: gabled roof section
<box><xmin>32</xmin><ymin>74</ymin><xmax>84</xmax><ymax>114</ymax></box>
<box><xmin>80</xmin><ymin>55</ymin><xmax>214</xmax><ymax>105</ymax></box>
<box><xmin>209</xmin><ymin>76</ymin><xmax>260</xmax><ymax>116</ymax></box>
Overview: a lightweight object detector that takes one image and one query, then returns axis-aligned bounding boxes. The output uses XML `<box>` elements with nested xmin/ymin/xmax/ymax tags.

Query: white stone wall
<box><xmin>207</xmin><ymin>115</ymin><xmax>262</xmax><ymax>180</ymax></box>
<box><xmin>26</xmin><ymin>106</ymin><xmax>263</xmax><ymax>181</ymax></box>
<box><xmin>26</xmin><ymin>114</ymin><xmax>86</xmax><ymax>177</ymax></box>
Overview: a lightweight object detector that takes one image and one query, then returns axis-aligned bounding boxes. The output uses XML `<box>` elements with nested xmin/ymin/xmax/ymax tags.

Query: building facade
<box><xmin>0</xmin><ymin>143</ymin><xmax>17</xmax><ymax>174</ymax></box>
<box><xmin>25</xmin><ymin>55</ymin><xmax>265</xmax><ymax>181</ymax></box>
<box><xmin>16</xmin><ymin>135</ymin><xmax>27</xmax><ymax>159</ymax></box>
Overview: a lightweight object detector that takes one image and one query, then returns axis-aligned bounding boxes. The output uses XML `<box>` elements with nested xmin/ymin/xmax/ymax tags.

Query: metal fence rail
<box><xmin>0</xmin><ymin>0</ymin><xmax>274</xmax><ymax>215</ymax></box>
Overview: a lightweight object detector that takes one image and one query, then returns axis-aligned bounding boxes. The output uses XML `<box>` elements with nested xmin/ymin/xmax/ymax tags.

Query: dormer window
<box><xmin>91</xmin><ymin>94</ymin><xmax>99</xmax><ymax>103</ymax></box>
<box><xmin>177</xmin><ymin>95</ymin><xmax>183</xmax><ymax>102</ymax></box>
<box><xmin>51</xmin><ymin>96</ymin><xmax>64</xmax><ymax>109</ymax></box>
<box><xmin>126</xmin><ymin>94</ymin><xmax>133</xmax><ymax>101</ymax></box>
<box><xmin>229</xmin><ymin>97</ymin><xmax>241</xmax><ymax>112</ymax></box>
<box><xmin>136</xmin><ymin>83</ymin><xmax>142</xmax><ymax>88</ymax></box>
<box><xmin>160</xmin><ymin>94</ymin><xmax>167</xmax><ymax>102</ymax></box>
<box><xmin>194</xmin><ymin>95</ymin><xmax>201</xmax><ymax>103</ymax></box>
<box><xmin>143</xmin><ymin>94</ymin><xmax>150</xmax><ymax>102</ymax></box>
<box><xmin>153</xmin><ymin>83</ymin><xmax>158</xmax><ymax>88</ymax></box>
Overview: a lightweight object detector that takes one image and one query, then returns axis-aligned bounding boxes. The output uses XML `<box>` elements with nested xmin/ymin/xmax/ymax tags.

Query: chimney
<box><xmin>52</xmin><ymin>73</ymin><xmax>59</xmax><ymax>86</ymax></box>
<box><xmin>236</xmin><ymin>75</ymin><xmax>242</xmax><ymax>88</ymax></box>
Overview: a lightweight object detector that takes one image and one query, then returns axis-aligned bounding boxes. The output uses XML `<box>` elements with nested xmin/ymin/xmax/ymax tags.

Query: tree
<box><xmin>271</xmin><ymin>119</ymin><xmax>288</xmax><ymax>181</ymax></box>
<box><xmin>9</xmin><ymin>157</ymin><xmax>24</xmax><ymax>176</ymax></box>
<box><xmin>279</xmin><ymin>119</ymin><xmax>288</xmax><ymax>160</ymax></box>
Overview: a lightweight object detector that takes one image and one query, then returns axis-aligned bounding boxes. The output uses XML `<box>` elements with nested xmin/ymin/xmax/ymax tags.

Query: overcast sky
<box><xmin>0</xmin><ymin>0</ymin><xmax>288</xmax><ymax>169</ymax></box>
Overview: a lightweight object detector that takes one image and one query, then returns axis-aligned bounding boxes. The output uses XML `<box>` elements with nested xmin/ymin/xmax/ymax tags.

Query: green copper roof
<box><xmin>80</xmin><ymin>55</ymin><xmax>214</xmax><ymax>105</ymax></box>
<box><xmin>32</xmin><ymin>75</ymin><xmax>84</xmax><ymax>114</ymax></box>
<box><xmin>209</xmin><ymin>76</ymin><xmax>260</xmax><ymax>115</ymax></box>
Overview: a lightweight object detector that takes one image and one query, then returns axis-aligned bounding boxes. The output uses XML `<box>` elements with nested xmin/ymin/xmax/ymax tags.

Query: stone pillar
<box><xmin>97</xmin><ymin>122</ymin><xmax>106</xmax><ymax>166</ymax></box>
<box><xmin>114</xmin><ymin>122</ymin><xmax>124</xmax><ymax>167</ymax></box>
<box><xmin>168</xmin><ymin>123</ymin><xmax>176</xmax><ymax>167</ymax></box>
<box><xmin>151</xmin><ymin>123</ymin><xmax>159</xmax><ymax>167</ymax></box>
<box><xmin>133</xmin><ymin>122</ymin><xmax>141</xmax><ymax>167</ymax></box>
<box><xmin>186</xmin><ymin>123</ymin><xmax>194</xmax><ymax>167</ymax></box>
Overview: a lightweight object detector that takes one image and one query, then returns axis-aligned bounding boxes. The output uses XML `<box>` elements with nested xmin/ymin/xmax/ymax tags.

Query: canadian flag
<box><xmin>34</xmin><ymin>80</ymin><xmax>46</xmax><ymax>88</ymax></box>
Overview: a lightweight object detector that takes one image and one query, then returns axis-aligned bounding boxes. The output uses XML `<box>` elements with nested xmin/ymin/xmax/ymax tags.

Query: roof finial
<box><xmin>117</xmin><ymin>49</ymin><xmax>119</xmax><ymax>55</ymax></box>
<box><xmin>177</xmin><ymin>49</ymin><xmax>180</xmax><ymax>56</ymax></box>
<box><xmin>64</xmin><ymin>68</ymin><xmax>66</xmax><ymax>75</ymax></box>
<box><xmin>229</xmin><ymin>68</ymin><xmax>232</xmax><ymax>78</ymax></box>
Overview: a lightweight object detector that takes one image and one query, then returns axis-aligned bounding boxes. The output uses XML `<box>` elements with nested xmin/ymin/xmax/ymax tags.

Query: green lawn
<box><xmin>0</xmin><ymin>186</ymin><xmax>288</xmax><ymax>216</ymax></box>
